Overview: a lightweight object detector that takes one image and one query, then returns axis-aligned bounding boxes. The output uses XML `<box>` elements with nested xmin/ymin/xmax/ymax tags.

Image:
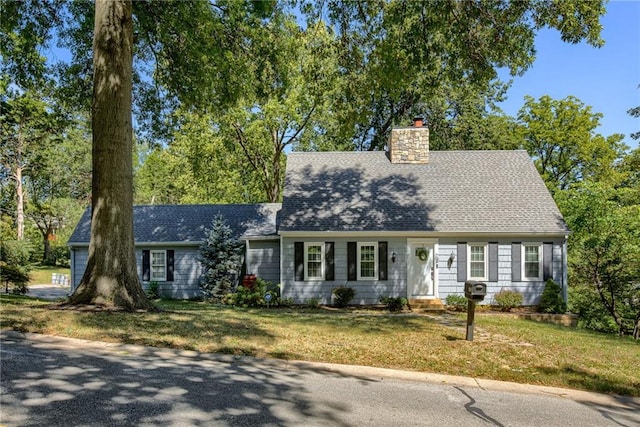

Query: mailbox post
<box><xmin>464</xmin><ymin>281</ymin><xmax>487</xmax><ymax>341</ymax></box>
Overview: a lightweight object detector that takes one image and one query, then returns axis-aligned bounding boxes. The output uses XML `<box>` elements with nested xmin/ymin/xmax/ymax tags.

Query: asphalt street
<box><xmin>1</xmin><ymin>330</ymin><xmax>638</xmax><ymax>426</ymax></box>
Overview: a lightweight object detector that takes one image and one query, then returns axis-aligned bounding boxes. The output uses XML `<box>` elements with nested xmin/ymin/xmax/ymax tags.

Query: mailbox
<box><xmin>464</xmin><ymin>281</ymin><xmax>486</xmax><ymax>301</ymax></box>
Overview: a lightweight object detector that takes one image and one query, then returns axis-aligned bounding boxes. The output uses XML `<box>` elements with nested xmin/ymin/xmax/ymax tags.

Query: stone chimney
<box><xmin>388</xmin><ymin>117</ymin><xmax>429</xmax><ymax>164</ymax></box>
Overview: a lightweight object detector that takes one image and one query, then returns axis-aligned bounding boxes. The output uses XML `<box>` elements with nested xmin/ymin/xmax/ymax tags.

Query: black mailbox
<box><xmin>464</xmin><ymin>281</ymin><xmax>487</xmax><ymax>301</ymax></box>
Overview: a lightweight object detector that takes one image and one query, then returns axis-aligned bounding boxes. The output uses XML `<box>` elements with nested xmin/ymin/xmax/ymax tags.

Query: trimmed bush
<box><xmin>146</xmin><ymin>281</ymin><xmax>160</xmax><ymax>300</ymax></box>
<box><xmin>493</xmin><ymin>289</ymin><xmax>523</xmax><ymax>312</ymax></box>
<box><xmin>445</xmin><ymin>294</ymin><xmax>468</xmax><ymax>311</ymax></box>
<box><xmin>307</xmin><ymin>297</ymin><xmax>320</xmax><ymax>308</ymax></box>
<box><xmin>223</xmin><ymin>278</ymin><xmax>282</xmax><ymax>308</ymax></box>
<box><xmin>538</xmin><ymin>279</ymin><xmax>567</xmax><ymax>314</ymax></box>
<box><xmin>332</xmin><ymin>286</ymin><xmax>355</xmax><ymax>308</ymax></box>
<box><xmin>379</xmin><ymin>296</ymin><xmax>408</xmax><ymax>312</ymax></box>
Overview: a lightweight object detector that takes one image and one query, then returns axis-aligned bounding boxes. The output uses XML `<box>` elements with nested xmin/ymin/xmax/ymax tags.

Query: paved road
<box><xmin>1</xmin><ymin>331</ymin><xmax>638</xmax><ymax>426</ymax></box>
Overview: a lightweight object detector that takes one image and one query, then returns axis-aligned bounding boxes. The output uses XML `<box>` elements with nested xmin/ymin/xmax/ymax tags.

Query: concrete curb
<box><xmin>2</xmin><ymin>329</ymin><xmax>637</xmax><ymax>410</ymax></box>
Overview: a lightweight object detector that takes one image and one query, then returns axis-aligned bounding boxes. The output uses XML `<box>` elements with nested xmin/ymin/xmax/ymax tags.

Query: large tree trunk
<box><xmin>69</xmin><ymin>0</ymin><xmax>152</xmax><ymax>310</ymax></box>
<box><xmin>15</xmin><ymin>166</ymin><xmax>25</xmax><ymax>240</ymax></box>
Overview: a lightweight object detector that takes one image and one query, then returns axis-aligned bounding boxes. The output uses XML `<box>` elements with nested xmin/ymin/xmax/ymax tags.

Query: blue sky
<box><xmin>497</xmin><ymin>0</ymin><xmax>640</xmax><ymax>150</ymax></box>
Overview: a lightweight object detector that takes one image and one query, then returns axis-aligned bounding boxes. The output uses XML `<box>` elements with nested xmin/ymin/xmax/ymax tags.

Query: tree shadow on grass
<box><xmin>536</xmin><ymin>365</ymin><xmax>640</xmax><ymax>399</ymax></box>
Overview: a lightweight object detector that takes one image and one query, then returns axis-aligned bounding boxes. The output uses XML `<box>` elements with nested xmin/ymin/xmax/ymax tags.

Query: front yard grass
<box><xmin>1</xmin><ymin>295</ymin><xmax>638</xmax><ymax>397</ymax></box>
<box><xmin>27</xmin><ymin>264</ymin><xmax>71</xmax><ymax>285</ymax></box>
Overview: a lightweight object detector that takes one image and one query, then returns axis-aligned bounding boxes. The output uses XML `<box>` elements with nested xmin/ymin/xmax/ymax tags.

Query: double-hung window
<box><xmin>150</xmin><ymin>250</ymin><xmax>167</xmax><ymax>281</ymax></box>
<box><xmin>304</xmin><ymin>242</ymin><xmax>325</xmax><ymax>281</ymax></box>
<box><xmin>468</xmin><ymin>244</ymin><xmax>487</xmax><ymax>280</ymax></box>
<box><xmin>357</xmin><ymin>242</ymin><xmax>378</xmax><ymax>280</ymax></box>
<box><xmin>522</xmin><ymin>244</ymin><xmax>542</xmax><ymax>280</ymax></box>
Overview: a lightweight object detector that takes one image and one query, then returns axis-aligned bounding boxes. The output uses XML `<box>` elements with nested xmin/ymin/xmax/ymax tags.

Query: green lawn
<box><xmin>1</xmin><ymin>295</ymin><xmax>638</xmax><ymax>396</ymax></box>
<box><xmin>27</xmin><ymin>264</ymin><xmax>70</xmax><ymax>285</ymax></box>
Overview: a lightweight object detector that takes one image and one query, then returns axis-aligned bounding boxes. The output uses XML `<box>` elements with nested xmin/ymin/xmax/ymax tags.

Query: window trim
<box><xmin>304</xmin><ymin>242</ymin><xmax>325</xmax><ymax>281</ymax></box>
<box><xmin>521</xmin><ymin>243</ymin><xmax>543</xmax><ymax>281</ymax></box>
<box><xmin>150</xmin><ymin>250</ymin><xmax>167</xmax><ymax>281</ymax></box>
<box><xmin>357</xmin><ymin>242</ymin><xmax>378</xmax><ymax>281</ymax></box>
<box><xmin>467</xmin><ymin>243</ymin><xmax>488</xmax><ymax>281</ymax></box>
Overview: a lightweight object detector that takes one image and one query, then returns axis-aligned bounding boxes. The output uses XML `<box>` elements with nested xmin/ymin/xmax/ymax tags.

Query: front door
<box><xmin>407</xmin><ymin>241</ymin><xmax>436</xmax><ymax>298</ymax></box>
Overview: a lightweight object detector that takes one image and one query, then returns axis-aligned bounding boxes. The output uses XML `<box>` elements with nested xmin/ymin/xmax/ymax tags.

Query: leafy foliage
<box><xmin>557</xmin><ymin>183</ymin><xmax>640</xmax><ymax>337</ymax></box>
<box><xmin>198</xmin><ymin>215</ymin><xmax>244</xmax><ymax>302</ymax></box>
<box><xmin>538</xmin><ymin>279</ymin><xmax>567</xmax><ymax>314</ymax></box>
<box><xmin>517</xmin><ymin>95</ymin><xmax>626</xmax><ymax>193</ymax></box>
<box><xmin>223</xmin><ymin>278</ymin><xmax>278</xmax><ymax>308</ymax></box>
<box><xmin>0</xmin><ymin>238</ymin><xmax>34</xmax><ymax>268</ymax></box>
<box><xmin>145</xmin><ymin>281</ymin><xmax>160</xmax><ymax>300</ymax></box>
<box><xmin>0</xmin><ymin>264</ymin><xmax>29</xmax><ymax>295</ymax></box>
<box><xmin>493</xmin><ymin>289</ymin><xmax>523</xmax><ymax>312</ymax></box>
<box><xmin>445</xmin><ymin>294</ymin><xmax>468</xmax><ymax>312</ymax></box>
<box><xmin>379</xmin><ymin>296</ymin><xmax>408</xmax><ymax>312</ymax></box>
<box><xmin>568</xmin><ymin>284</ymin><xmax>619</xmax><ymax>334</ymax></box>
<box><xmin>332</xmin><ymin>286</ymin><xmax>355</xmax><ymax>308</ymax></box>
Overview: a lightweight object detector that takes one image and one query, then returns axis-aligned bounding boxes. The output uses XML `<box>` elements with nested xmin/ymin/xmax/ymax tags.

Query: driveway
<box><xmin>1</xmin><ymin>331</ymin><xmax>638</xmax><ymax>426</ymax></box>
<box><xmin>27</xmin><ymin>284</ymin><xmax>70</xmax><ymax>301</ymax></box>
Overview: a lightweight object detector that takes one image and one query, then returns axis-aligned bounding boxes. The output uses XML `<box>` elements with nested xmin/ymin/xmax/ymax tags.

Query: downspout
<box><xmin>279</xmin><ymin>235</ymin><xmax>284</xmax><ymax>298</ymax></box>
<box><xmin>69</xmin><ymin>247</ymin><xmax>75</xmax><ymax>294</ymax></box>
<box><xmin>562</xmin><ymin>236</ymin><xmax>568</xmax><ymax>303</ymax></box>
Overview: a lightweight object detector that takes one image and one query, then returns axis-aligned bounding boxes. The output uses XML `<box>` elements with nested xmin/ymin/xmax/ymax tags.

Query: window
<box><xmin>357</xmin><ymin>242</ymin><xmax>378</xmax><ymax>280</ymax></box>
<box><xmin>304</xmin><ymin>242</ymin><xmax>324</xmax><ymax>281</ymax></box>
<box><xmin>522</xmin><ymin>244</ymin><xmax>542</xmax><ymax>280</ymax></box>
<box><xmin>468</xmin><ymin>244</ymin><xmax>487</xmax><ymax>280</ymax></box>
<box><xmin>150</xmin><ymin>250</ymin><xmax>166</xmax><ymax>281</ymax></box>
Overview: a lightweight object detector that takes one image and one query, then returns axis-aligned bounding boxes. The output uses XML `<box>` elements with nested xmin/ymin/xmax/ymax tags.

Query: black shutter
<box><xmin>166</xmin><ymin>250</ymin><xmax>174</xmax><ymax>281</ymax></box>
<box><xmin>347</xmin><ymin>242</ymin><xmax>357</xmax><ymax>281</ymax></box>
<box><xmin>457</xmin><ymin>243</ymin><xmax>466</xmax><ymax>282</ymax></box>
<box><xmin>378</xmin><ymin>242</ymin><xmax>388</xmax><ymax>281</ymax></box>
<box><xmin>512</xmin><ymin>243</ymin><xmax>521</xmax><ymax>282</ymax></box>
<box><xmin>543</xmin><ymin>242</ymin><xmax>553</xmax><ymax>281</ymax></box>
<box><xmin>325</xmin><ymin>242</ymin><xmax>334</xmax><ymax>281</ymax></box>
<box><xmin>142</xmin><ymin>250</ymin><xmax>150</xmax><ymax>281</ymax></box>
<box><xmin>294</xmin><ymin>242</ymin><xmax>304</xmax><ymax>281</ymax></box>
<box><xmin>488</xmin><ymin>243</ymin><xmax>498</xmax><ymax>282</ymax></box>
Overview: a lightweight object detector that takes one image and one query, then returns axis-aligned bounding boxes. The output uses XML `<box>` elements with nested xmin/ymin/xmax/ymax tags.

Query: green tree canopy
<box><xmin>517</xmin><ymin>95</ymin><xmax>626</xmax><ymax>193</ymax></box>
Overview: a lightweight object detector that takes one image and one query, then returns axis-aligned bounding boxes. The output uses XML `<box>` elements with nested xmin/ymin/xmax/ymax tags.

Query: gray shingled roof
<box><xmin>279</xmin><ymin>150</ymin><xmax>568</xmax><ymax>234</ymax></box>
<box><xmin>68</xmin><ymin>203</ymin><xmax>281</xmax><ymax>245</ymax></box>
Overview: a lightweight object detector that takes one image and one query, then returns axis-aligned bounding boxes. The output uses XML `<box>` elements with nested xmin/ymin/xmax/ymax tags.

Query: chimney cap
<box><xmin>412</xmin><ymin>117</ymin><xmax>425</xmax><ymax>127</ymax></box>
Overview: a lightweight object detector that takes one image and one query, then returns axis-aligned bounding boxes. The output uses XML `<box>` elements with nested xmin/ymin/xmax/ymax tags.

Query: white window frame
<box><xmin>357</xmin><ymin>242</ymin><xmax>378</xmax><ymax>281</ymax></box>
<box><xmin>150</xmin><ymin>250</ymin><xmax>167</xmax><ymax>281</ymax></box>
<box><xmin>304</xmin><ymin>242</ymin><xmax>325</xmax><ymax>281</ymax></box>
<box><xmin>467</xmin><ymin>243</ymin><xmax>488</xmax><ymax>281</ymax></box>
<box><xmin>522</xmin><ymin>243</ymin><xmax>543</xmax><ymax>281</ymax></box>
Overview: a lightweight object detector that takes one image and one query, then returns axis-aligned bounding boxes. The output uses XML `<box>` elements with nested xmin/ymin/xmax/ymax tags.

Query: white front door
<box><xmin>407</xmin><ymin>241</ymin><xmax>437</xmax><ymax>298</ymax></box>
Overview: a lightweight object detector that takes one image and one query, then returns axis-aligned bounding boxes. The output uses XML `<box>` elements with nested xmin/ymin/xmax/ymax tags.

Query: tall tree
<box><xmin>25</xmin><ymin>117</ymin><xmax>91</xmax><ymax>262</ymax></box>
<box><xmin>134</xmin><ymin>110</ymin><xmax>263</xmax><ymax>205</ymax></box>
<box><xmin>0</xmin><ymin>90</ymin><xmax>58</xmax><ymax>240</ymax></box>
<box><xmin>517</xmin><ymin>95</ymin><xmax>626</xmax><ymax>193</ymax></box>
<box><xmin>557</xmin><ymin>183</ymin><xmax>640</xmax><ymax>338</ymax></box>
<box><xmin>68</xmin><ymin>0</ymin><xmax>151</xmax><ymax>309</ymax></box>
<box><xmin>303</xmin><ymin>0</ymin><xmax>606</xmax><ymax>151</ymax></box>
<box><xmin>217</xmin><ymin>17</ymin><xmax>338</xmax><ymax>202</ymax></box>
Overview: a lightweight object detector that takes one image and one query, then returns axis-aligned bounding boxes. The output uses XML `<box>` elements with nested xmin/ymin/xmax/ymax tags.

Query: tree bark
<box><xmin>68</xmin><ymin>0</ymin><xmax>152</xmax><ymax>310</ymax></box>
<box><xmin>15</xmin><ymin>165</ymin><xmax>25</xmax><ymax>240</ymax></box>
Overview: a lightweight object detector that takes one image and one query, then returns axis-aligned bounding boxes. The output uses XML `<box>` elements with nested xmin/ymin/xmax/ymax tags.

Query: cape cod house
<box><xmin>69</xmin><ymin>119</ymin><xmax>570</xmax><ymax>306</ymax></box>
